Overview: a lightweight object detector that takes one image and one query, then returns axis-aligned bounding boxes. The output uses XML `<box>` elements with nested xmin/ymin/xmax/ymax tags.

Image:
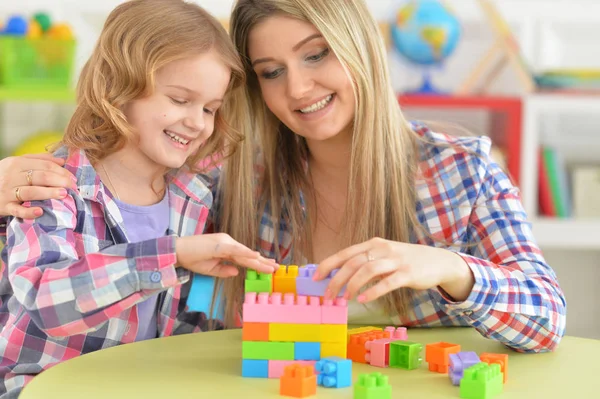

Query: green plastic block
<box><xmin>389</xmin><ymin>341</ymin><xmax>423</xmax><ymax>370</ymax></box>
<box><xmin>245</xmin><ymin>270</ymin><xmax>272</xmax><ymax>293</ymax></box>
<box><xmin>354</xmin><ymin>372</ymin><xmax>391</xmax><ymax>399</ymax></box>
<box><xmin>460</xmin><ymin>363</ymin><xmax>503</xmax><ymax>399</ymax></box>
<box><xmin>242</xmin><ymin>341</ymin><xmax>294</xmax><ymax>360</ymax></box>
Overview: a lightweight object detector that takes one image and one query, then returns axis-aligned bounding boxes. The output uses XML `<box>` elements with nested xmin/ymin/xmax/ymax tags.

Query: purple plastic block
<box><xmin>296</xmin><ymin>264</ymin><xmax>346</xmax><ymax>297</ymax></box>
<box><xmin>449</xmin><ymin>352</ymin><xmax>480</xmax><ymax>386</ymax></box>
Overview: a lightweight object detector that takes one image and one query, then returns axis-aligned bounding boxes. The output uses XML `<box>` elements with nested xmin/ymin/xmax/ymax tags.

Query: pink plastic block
<box><xmin>242</xmin><ymin>292</ymin><xmax>321</xmax><ymax>324</ymax></box>
<box><xmin>268</xmin><ymin>360</ymin><xmax>317</xmax><ymax>378</ymax></box>
<box><xmin>321</xmin><ymin>298</ymin><xmax>348</xmax><ymax>324</ymax></box>
<box><xmin>365</xmin><ymin>337</ymin><xmax>406</xmax><ymax>368</ymax></box>
<box><xmin>384</xmin><ymin>326</ymin><xmax>408</xmax><ymax>340</ymax></box>
<box><xmin>296</xmin><ymin>264</ymin><xmax>347</xmax><ymax>297</ymax></box>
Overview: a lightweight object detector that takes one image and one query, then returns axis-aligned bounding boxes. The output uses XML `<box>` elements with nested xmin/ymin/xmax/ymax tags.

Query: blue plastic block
<box><xmin>295</xmin><ymin>342</ymin><xmax>321</xmax><ymax>361</ymax></box>
<box><xmin>315</xmin><ymin>356</ymin><xmax>352</xmax><ymax>388</ymax></box>
<box><xmin>242</xmin><ymin>359</ymin><xmax>269</xmax><ymax>378</ymax></box>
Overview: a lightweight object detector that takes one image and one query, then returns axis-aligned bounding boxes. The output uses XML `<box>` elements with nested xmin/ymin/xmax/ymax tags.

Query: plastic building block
<box><xmin>242</xmin><ymin>292</ymin><xmax>321</xmax><ymax>324</ymax></box>
<box><xmin>354</xmin><ymin>372</ymin><xmax>392</xmax><ymax>399</ymax></box>
<box><xmin>348</xmin><ymin>331</ymin><xmax>390</xmax><ymax>363</ymax></box>
<box><xmin>315</xmin><ymin>356</ymin><xmax>352</xmax><ymax>388</ymax></box>
<box><xmin>321</xmin><ymin>342</ymin><xmax>347</xmax><ymax>358</ymax></box>
<box><xmin>269</xmin><ymin>360</ymin><xmax>316</xmax><ymax>378</ymax></box>
<box><xmin>242</xmin><ymin>341</ymin><xmax>294</xmax><ymax>360</ymax></box>
<box><xmin>480</xmin><ymin>353</ymin><xmax>508</xmax><ymax>383</ymax></box>
<box><xmin>295</xmin><ymin>342</ymin><xmax>321</xmax><ymax>360</ymax></box>
<box><xmin>320</xmin><ymin>324</ymin><xmax>347</xmax><ymax>343</ymax></box>
<box><xmin>459</xmin><ymin>363</ymin><xmax>503</xmax><ymax>399</ymax></box>
<box><xmin>245</xmin><ymin>270</ymin><xmax>272</xmax><ymax>293</ymax></box>
<box><xmin>425</xmin><ymin>341</ymin><xmax>461</xmax><ymax>373</ymax></box>
<box><xmin>347</xmin><ymin>326</ymin><xmax>382</xmax><ymax>338</ymax></box>
<box><xmin>365</xmin><ymin>335</ymin><xmax>406</xmax><ymax>368</ymax></box>
<box><xmin>389</xmin><ymin>341</ymin><xmax>423</xmax><ymax>370</ymax></box>
<box><xmin>321</xmin><ymin>297</ymin><xmax>348</xmax><ymax>324</ymax></box>
<box><xmin>296</xmin><ymin>264</ymin><xmax>346</xmax><ymax>297</ymax></box>
<box><xmin>242</xmin><ymin>322</ymin><xmax>269</xmax><ymax>341</ymax></box>
<box><xmin>384</xmin><ymin>326</ymin><xmax>407</xmax><ymax>340</ymax></box>
<box><xmin>242</xmin><ymin>359</ymin><xmax>269</xmax><ymax>378</ymax></box>
<box><xmin>274</xmin><ymin>265</ymin><xmax>298</xmax><ymax>294</ymax></box>
<box><xmin>449</xmin><ymin>352</ymin><xmax>481</xmax><ymax>385</ymax></box>
<box><xmin>270</xmin><ymin>324</ymin><xmax>321</xmax><ymax>342</ymax></box>
<box><xmin>280</xmin><ymin>364</ymin><xmax>317</xmax><ymax>398</ymax></box>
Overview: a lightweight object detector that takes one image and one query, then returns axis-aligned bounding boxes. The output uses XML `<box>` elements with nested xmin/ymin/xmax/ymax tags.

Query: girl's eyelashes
<box><xmin>306</xmin><ymin>47</ymin><xmax>329</xmax><ymax>62</ymax></box>
<box><xmin>259</xmin><ymin>47</ymin><xmax>330</xmax><ymax>80</ymax></box>
<box><xmin>203</xmin><ymin>108</ymin><xmax>215</xmax><ymax>115</ymax></box>
<box><xmin>261</xmin><ymin>69</ymin><xmax>283</xmax><ymax>80</ymax></box>
<box><xmin>169</xmin><ymin>97</ymin><xmax>188</xmax><ymax>105</ymax></box>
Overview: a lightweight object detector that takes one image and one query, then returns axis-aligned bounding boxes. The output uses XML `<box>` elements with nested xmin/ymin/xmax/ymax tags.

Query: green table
<box><xmin>20</xmin><ymin>327</ymin><xmax>598</xmax><ymax>398</ymax></box>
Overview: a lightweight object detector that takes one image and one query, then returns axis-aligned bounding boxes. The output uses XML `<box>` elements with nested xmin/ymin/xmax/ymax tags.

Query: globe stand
<box><xmin>404</xmin><ymin>70</ymin><xmax>448</xmax><ymax>96</ymax></box>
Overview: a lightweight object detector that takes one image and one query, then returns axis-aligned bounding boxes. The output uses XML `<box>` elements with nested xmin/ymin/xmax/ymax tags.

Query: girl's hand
<box><xmin>0</xmin><ymin>154</ymin><xmax>76</xmax><ymax>219</ymax></box>
<box><xmin>175</xmin><ymin>233</ymin><xmax>278</xmax><ymax>278</ymax></box>
<box><xmin>315</xmin><ymin>238</ymin><xmax>474</xmax><ymax>303</ymax></box>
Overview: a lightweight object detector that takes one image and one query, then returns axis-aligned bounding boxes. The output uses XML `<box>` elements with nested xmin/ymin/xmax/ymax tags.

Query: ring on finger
<box><xmin>365</xmin><ymin>251</ymin><xmax>375</xmax><ymax>262</ymax></box>
<box><xmin>14</xmin><ymin>187</ymin><xmax>23</xmax><ymax>202</ymax></box>
<box><xmin>26</xmin><ymin>169</ymin><xmax>33</xmax><ymax>186</ymax></box>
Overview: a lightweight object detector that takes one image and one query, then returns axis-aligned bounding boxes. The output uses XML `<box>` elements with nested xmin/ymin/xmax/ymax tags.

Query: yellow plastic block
<box><xmin>321</xmin><ymin>324</ymin><xmax>347</xmax><ymax>343</ymax></box>
<box><xmin>321</xmin><ymin>342</ymin><xmax>347</xmax><ymax>358</ymax></box>
<box><xmin>270</xmin><ymin>323</ymin><xmax>321</xmax><ymax>342</ymax></box>
<box><xmin>273</xmin><ymin>265</ymin><xmax>298</xmax><ymax>294</ymax></box>
<box><xmin>347</xmin><ymin>326</ymin><xmax>382</xmax><ymax>338</ymax></box>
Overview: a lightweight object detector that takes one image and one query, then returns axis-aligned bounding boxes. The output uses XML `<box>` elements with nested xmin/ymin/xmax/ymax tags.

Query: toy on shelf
<box><xmin>0</xmin><ymin>12</ymin><xmax>75</xmax><ymax>89</ymax></box>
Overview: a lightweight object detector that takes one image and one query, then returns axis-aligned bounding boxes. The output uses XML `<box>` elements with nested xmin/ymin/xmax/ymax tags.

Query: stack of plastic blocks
<box><xmin>241</xmin><ymin>266</ymin><xmax>349</xmax><ymax>379</ymax></box>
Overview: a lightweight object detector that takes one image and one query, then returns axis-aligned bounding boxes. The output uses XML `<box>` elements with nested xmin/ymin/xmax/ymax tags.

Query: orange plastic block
<box><xmin>347</xmin><ymin>331</ymin><xmax>390</xmax><ymax>364</ymax></box>
<box><xmin>425</xmin><ymin>342</ymin><xmax>461</xmax><ymax>373</ymax></box>
<box><xmin>480</xmin><ymin>352</ymin><xmax>509</xmax><ymax>383</ymax></box>
<box><xmin>347</xmin><ymin>326</ymin><xmax>382</xmax><ymax>338</ymax></box>
<box><xmin>279</xmin><ymin>364</ymin><xmax>317</xmax><ymax>398</ymax></box>
<box><xmin>274</xmin><ymin>265</ymin><xmax>298</xmax><ymax>294</ymax></box>
<box><xmin>242</xmin><ymin>322</ymin><xmax>269</xmax><ymax>341</ymax></box>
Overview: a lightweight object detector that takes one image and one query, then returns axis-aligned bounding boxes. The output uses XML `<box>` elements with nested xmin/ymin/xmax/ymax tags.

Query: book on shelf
<box><xmin>538</xmin><ymin>146</ymin><xmax>571</xmax><ymax>218</ymax></box>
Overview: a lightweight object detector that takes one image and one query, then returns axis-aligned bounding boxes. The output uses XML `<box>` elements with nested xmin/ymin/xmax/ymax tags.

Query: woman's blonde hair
<box><xmin>62</xmin><ymin>0</ymin><xmax>245</xmax><ymax>172</ymax></box>
<box><xmin>222</xmin><ymin>0</ymin><xmax>421</xmax><ymax>322</ymax></box>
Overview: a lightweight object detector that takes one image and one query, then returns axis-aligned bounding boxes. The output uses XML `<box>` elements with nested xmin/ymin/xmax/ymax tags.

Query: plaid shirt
<box><xmin>0</xmin><ymin>147</ymin><xmax>217</xmax><ymax>398</ymax></box>
<box><xmin>257</xmin><ymin>124</ymin><xmax>566</xmax><ymax>354</ymax></box>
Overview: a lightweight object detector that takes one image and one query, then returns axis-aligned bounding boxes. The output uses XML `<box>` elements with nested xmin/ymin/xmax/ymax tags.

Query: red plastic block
<box><xmin>242</xmin><ymin>322</ymin><xmax>269</xmax><ymax>341</ymax></box>
<box><xmin>279</xmin><ymin>364</ymin><xmax>317</xmax><ymax>398</ymax></box>
<box><xmin>480</xmin><ymin>353</ymin><xmax>509</xmax><ymax>383</ymax></box>
<box><xmin>321</xmin><ymin>298</ymin><xmax>348</xmax><ymax>324</ymax></box>
<box><xmin>347</xmin><ymin>331</ymin><xmax>390</xmax><ymax>364</ymax></box>
<box><xmin>242</xmin><ymin>292</ymin><xmax>321</xmax><ymax>324</ymax></box>
<box><xmin>425</xmin><ymin>342</ymin><xmax>461</xmax><ymax>373</ymax></box>
<box><xmin>268</xmin><ymin>360</ymin><xmax>317</xmax><ymax>379</ymax></box>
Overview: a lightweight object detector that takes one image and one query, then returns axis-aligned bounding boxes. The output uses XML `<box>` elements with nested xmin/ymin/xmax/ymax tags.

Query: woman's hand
<box><xmin>176</xmin><ymin>233</ymin><xmax>278</xmax><ymax>278</ymax></box>
<box><xmin>315</xmin><ymin>238</ymin><xmax>475</xmax><ymax>303</ymax></box>
<box><xmin>0</xmin><ymin>154</ymin><xmax>76</xmax><ymax>219</ymax></box>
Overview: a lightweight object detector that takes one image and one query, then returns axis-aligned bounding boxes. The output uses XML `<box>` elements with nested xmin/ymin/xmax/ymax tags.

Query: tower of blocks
<box><xmin>242</xmin><ymin>266</ymin><xmax>349</xmax><ymax>379</ymax></box>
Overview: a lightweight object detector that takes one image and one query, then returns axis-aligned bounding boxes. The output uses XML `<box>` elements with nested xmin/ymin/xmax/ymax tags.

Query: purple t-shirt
<box><xmin>114</xmin><ymin>192</ymin><xmax>169</xmax><ymax>341</ymax></box>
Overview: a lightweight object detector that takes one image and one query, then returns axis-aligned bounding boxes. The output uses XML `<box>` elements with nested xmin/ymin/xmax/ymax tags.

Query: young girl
<box><xmin>0</xmin><ymin>0</ymin><xmax>566</xmax><ymax>355</ymax></box>
<box><xmin>0</xmin><ymin>0</ymin><xmax>275</xmax><ymax>397</ymax></box>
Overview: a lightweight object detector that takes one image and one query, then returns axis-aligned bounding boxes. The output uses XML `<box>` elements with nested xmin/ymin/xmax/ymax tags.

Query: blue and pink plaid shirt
<box><xmin>0</xmin><ymin>147</ymin><xmax>218</xmax><ymax>398</ymax></box>
<box><xmin>255</xmin><ymin>124</ymin><xmax>566</xmax><ymax>354</ymax></box>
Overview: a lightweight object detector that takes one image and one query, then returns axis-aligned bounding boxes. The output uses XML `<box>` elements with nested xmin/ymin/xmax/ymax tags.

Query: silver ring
<box><xmin>366</xmin><ymin>251</ymin><xmax>375</xmax><ymax>262</ymax></box>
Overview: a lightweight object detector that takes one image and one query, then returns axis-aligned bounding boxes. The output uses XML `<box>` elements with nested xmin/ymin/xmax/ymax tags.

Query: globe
<box><xmin>391</xmin><ymin>0</ymin><xmax>461</xmax><ymax>94</ymax></box>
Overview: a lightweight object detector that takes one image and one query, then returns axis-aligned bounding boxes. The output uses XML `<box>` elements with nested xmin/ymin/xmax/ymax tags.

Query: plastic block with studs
<box><xmin>425</xmin><ymin>341</ymin><xmax>461</xmax><ymax>373</ymax></box>
<box><xmin>480</xmin><ymin>353</ymin><xmax>508</xmax><ymax>383</ymax></box>
<box><xmin>245</xmin><ymin>270</ymin><xmax>272</xmax><ymax>293</ymax></box>
<box><xmin>365</xmin><ymin>337</ymin><xmax>401</xmax><ymax>368</ymax></box>
<box><xmin>348</xmin><ymin>331</ymin><xmax>390</xmax><ymax>364</ymax></box>
<box><xmin>459</xmin><ymin>363</ymin><xmax>503</xmax><ymax>399</ymax></box>
<box><xmin>274</xmin><ymin>265</ymin><xmax>298</xmax><ymax>294</ymax></box>
<box><xmin>242</xmin><ymin>292</ymin><xmax>321</xmax><ymax>324</ymax></box>
<box><xmin>270</xmin><ymin>324</ymin><xmax>321</xmax><ymax>342</ymax></box>
<box><xmin>296</xmin><ymin>264</ymin><xmax>346</xmax><ymax>297</ymax></box>
<box><xmin>269</xmin><ymin>360</ymin><xmax>316</xmax><ymax>379</ymax></box>
<box><xmin>279</xmin><ymin>364</ymin><xmax>317</xmax><ymax>398</ymax></box>
<box><xmin>389</xmin><ymin>341</ymin><xmax>423</xmax><ymax>370</ymax></box>
<box><xmin>242</xmin><ymin>359</ymin><xmax>269</xmax><ymax>378</ymax></box>
<box><xmin>384</xmin><ymin>326</ymin><xmax>407</xmax><ymax>340</ymax></box>
<box><xmin>347</xmin><ymin>326</ymin><xmax>382</xmax><ymax>338</ymax></box>
<box><xmin>242</xmin><ymin>322</ymin><xmax>269</xmax><ymax>341</ymax></box>
<box><xmin>320</xmin><ymin>324</ymin><xmax>347</xmax><ymax>343</ymax></box>
<box><xmin>321</xmin><ymin>298</ymin><xmax>348</xmax><ymax>324</ymax></box>
<box><xmin>321</xmin><ymin>342</ymin><xmax>347</xmax><ymax>358</ymax></box>
<box><xmin>353</xmin><ymin>372</ymin><xmax>392</xmax><ymax>399</ymax></box>
<box><xmin>242</xmin><ymin>341</ymin><xmax>294</xmax><ymax>360</ymax></box>
<box><xmin>294</xmin><ymin>342</ymin><xmax>321</xmax><ymax>361</ymax></box>
<box><xmin>449</xmin><ymin>352</ymin><xmax>481</xmax><ymax>386</ymax></box>
<box><xmin>315</xmin><ymin>356</ymin><xmax>352</xmax><ymax>388</ymax></box>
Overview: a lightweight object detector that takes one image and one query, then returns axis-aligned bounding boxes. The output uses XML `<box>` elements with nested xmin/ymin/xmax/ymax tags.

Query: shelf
<box><xmin>532</xmin><ymin>218</ymin><xmax>600</xmax><ymax>249</ymax></box>
<box><xmin>0</xmin><ymin>87</ymin><xmax>75</xmax><ymax>102</ymax></box>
